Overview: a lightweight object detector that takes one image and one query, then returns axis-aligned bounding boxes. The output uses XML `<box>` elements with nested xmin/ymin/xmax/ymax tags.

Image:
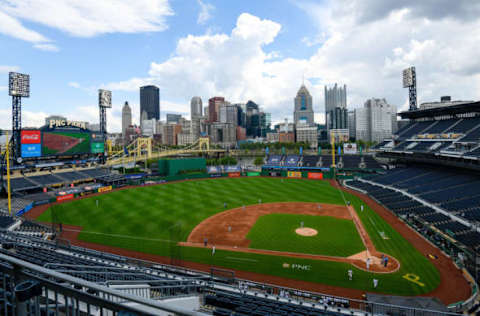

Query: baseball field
<box><xmin>37</xmin><ymin>177</ymin><xmax>443</xmax><ymax>297</ymax></box>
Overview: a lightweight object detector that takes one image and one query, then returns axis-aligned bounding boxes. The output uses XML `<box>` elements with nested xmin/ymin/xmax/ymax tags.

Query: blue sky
<box><xmin>1</xmin><ymin>0</ymin><xmax>480</xmax><ymax>132</ymax></box>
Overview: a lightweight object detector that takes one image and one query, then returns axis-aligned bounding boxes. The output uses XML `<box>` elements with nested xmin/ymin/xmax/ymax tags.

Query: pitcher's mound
<box><xmin>295</xmin><ymin>227</ymin><xmax>318</xmax><ymax>236</ymax></box>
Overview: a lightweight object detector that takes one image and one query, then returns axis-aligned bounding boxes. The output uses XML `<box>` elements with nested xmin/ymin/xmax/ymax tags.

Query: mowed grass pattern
<box><xmin>37</xmin><ymin>177</ymin><xmax>440</xmax><ymax>296</ymax></box>
<box><xmin>247</xmin><ymin>214</ymin><xmax>365</xmax><ymax>257</ymax></box>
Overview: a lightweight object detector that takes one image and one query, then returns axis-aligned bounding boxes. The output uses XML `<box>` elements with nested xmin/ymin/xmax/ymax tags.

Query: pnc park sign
<box><xmin>49</xmin><ymin>119</ymin><xmax>87</xmax><ymax>130</ymax></box>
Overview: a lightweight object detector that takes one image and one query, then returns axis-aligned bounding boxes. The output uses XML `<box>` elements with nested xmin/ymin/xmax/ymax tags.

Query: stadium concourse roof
<box><xmin>399</xmin><ymin>100</ymin><xmax>480</xmax><ymax>119</ymax></box>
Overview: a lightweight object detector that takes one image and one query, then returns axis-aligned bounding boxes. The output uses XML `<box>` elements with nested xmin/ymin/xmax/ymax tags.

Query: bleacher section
<box><xmin>265</xmin><ymin>155</ymin><xmax>283</xmax><ymax>166</ymax></box>
<box><xmin>3</xmin><ymin>168</ymin><xmax>114</xmax><ymax>194</ymax></box>
<box><xmin>379</xmin><ymin>112</ymin><xmax>480</xmax><ymax>161</ymax></box>
<box><xmin>205</xmin><ymin>290</ymin><xmax>348</xmax><ymax>316</ymax></box>
<box><xmin>302</xmin><ymin>155</ymin><xmax>319</xmax><ymax>167</ymax></box>
<box><xmin>347</xmin><ymin>166</ymin><xmax>480</xmax><ymax>252</ymax></box>
<box><xmin>284</xmin><ymin>155</ymin><xmax>300</xmax><ymax>167</ymax></box>
<box><xmin>266</xmin><ymin>155</ymin><xmax>382</xmax><ymax>170</ymax></box>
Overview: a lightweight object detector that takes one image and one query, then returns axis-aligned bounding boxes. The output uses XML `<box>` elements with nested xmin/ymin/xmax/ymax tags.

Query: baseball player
<box><xmin>373</xmin><ymin>279</ymin><xmax>378</xmax><ymax>288</ymax></box>
<box><xmin>347</xmin><ymin>269</ymin><xmax>353</xmax><ymax>281</ymax></box>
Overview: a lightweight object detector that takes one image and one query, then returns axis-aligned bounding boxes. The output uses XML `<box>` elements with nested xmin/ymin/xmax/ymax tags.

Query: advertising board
<box><xmin>247</xmin><ymin>172</ymin><xmax>260</xmax><ymax>176</ymax></box>
<box><xmin>98</xmin><ymin>186</ymin><xmax>112</xmax><ymax>193</ymax></box>
<box><xmin>90</xmin><ymin>142</ymin><xmax>105</xmax><ymax>154</ymax></box>
<box><xmin>57</xmin><ymin>194</ymin><xmax>74</xmax><ymax>202</ymax></box>
<box><xmin>308</xmin><ymin>172</ymin><xmax>323</xmax><ymax>180</ymax></box>
<box><xmin>21</xmin><ymin>144</ymin><xmax>41</xmax><ymax>158</ymax></box>
<box><xmin>343</xmin><ymin>143</ymin><xmax>357</xmax><ymax>155</ymax></box>
<box><xmin>287</xmin><ymin>171</ymin><xmax>302</xmax><ymax>178</ymax></box>
<box><xmin>21</xmin><ymin>130</ymin><xmax>41</xmax><ymax>144</ymax></box>
<box><xmin>228</xmin><ymin>172</ymin><xmax>241</xmax><ymax>177</ymax></box>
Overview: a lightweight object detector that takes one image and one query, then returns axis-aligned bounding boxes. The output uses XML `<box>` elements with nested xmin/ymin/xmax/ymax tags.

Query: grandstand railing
<box><xmin>0</xmin><ymin>253</ymin><xmax>204</xmax><ymax>315</ymax></box>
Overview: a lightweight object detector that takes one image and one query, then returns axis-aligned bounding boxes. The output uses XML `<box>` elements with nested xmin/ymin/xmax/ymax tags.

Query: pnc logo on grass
<box><xmin>282</xmin><ymin>263</ymin><xmax>311</xmax><ymax>271</ymax></box>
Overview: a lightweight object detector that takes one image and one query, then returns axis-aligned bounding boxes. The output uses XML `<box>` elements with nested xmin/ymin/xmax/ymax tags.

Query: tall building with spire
<box><xmin>294</xmin><ymin>84</ymin><xmax>314</xmax><ymax>126</ymax></box>
<box><xmin>121</xmin><ymin>101</ymin><xmax>132</xmax><ymax>140</ymax></box>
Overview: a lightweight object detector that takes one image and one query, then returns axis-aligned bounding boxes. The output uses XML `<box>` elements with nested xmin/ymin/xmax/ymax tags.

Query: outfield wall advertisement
<box><xmin>287</xmin><ymin>171</ymin><xmax>302</xmax><ymax>178</ymax></box>
<box><xmin>308</xmin><ymin>172</ymin><xmax>323</xmax><ymax>180</ymax></box>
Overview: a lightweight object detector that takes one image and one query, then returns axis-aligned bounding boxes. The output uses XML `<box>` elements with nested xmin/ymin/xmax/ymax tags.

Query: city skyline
<box><xmin>1</xmin><ymin>1</ymin><xmax>480</xmax><ymax>132</ymax></box>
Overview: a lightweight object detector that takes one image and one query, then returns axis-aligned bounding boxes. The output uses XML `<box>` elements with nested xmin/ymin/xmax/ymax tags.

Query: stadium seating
<box><xmin>445</xmin><ymin>117</ymin><xmax>480</xmax><ymax>134</ymax></box>
<box><xmin>302</xmin><ymin>155</ymin><xmax>319</xmax><ymax>167</ymax></box>
<box><xmin>284</xmin><ymin>155</ymin><xmax>300</xmax><ymax>167</ymax></box>
<box><xmin>8</xmin><ymin>177</ymin><xmax>39</xmax><ymax>192</ymax></box>
<box><xmin>204</xmin><ymin>290</ymin><xmax>349</xmax><ymax>316</ymax></box>
<box><xmin>347</xmin><ymin>165</ymin><xmax>480</xmax><ymax>254</ymax></box>
<box><xmin>421</xmin><ymin>118</ymin><xmax>458</xmax><ymax>134</ymax></box>
<box><xmin>0</xmin><ymin>215</ymin><xmax>15</xmax><ymax>229</ymax></box>
<box><xmin>398</xmin><ymin>121</ymin><xmax>436</xmax><ymax>139</ymax></box>
<box><xmin>265</xmin><ymin>155</ymin><xmax>283</xmax><ymax>166</ymax></box>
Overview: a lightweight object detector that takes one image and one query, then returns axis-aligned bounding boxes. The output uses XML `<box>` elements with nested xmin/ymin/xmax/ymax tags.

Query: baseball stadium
<box><xmin>2</xmin><ymin>92</ymin><xmax>480</xmax><ymax>315</ymax></box>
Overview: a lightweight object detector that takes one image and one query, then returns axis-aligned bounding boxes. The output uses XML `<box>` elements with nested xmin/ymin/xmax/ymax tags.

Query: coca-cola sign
<box><xmin>21</xmin><ymin>130</ymin><xmax>41</xmax><ymax>144</ymax></box>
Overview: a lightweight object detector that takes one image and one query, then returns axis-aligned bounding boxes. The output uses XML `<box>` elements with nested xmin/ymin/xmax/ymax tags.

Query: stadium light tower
<box><xmin>98</xmin><ymin>89</ymin><xmax>112</xmax><ymax>163</ymax></box>
<box><xmin>8</xmin><ymin>72</ymin><xmax>30</xmax><ymax>161</ymax></box>
<box><xmin>402</xmin><ymin>66</ymin><xmax>417</xmax><ymax>111</ymax></box>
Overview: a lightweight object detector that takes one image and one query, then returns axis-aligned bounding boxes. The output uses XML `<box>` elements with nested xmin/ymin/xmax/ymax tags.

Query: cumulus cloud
<box><xmin>197</xmin><ymin>0</ymin><xmax>214</xmax><ymax>25</ymax></box>
<box><xmin>104</xmin><ymin>4</ymin><xmax>480</xmax><ymax>126</ymax></box>
<box><xmin>0</xmin><ymin>0</ymin><xmax>173</xmax><ymax>50</ymax></box>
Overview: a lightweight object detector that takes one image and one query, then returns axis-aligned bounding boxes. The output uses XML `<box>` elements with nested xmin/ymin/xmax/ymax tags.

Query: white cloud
<box><xmin>0</xmin><ymin>10</ymin><xmax>55</xmax><ymax>51</ymax></box>
<box><xmin>0</xmin><ymin>65</ymin><xmax>19</xmax><ymax>73</ymax></box>
<box><xmin>197</xmin><ymin>0</ymin><xmax>214</xmax><ymax>25</ymax></box>
<box><xmin>33</xmin><ymin>43</ymin><xmax>59</xmax><ymax>52</ymax></box>
<box><xmin>0</xmin><ymin>0</ymin><xmax>173</xmax><ymax>38</ymax></box>
<box><xmin>68</xmin><ymin>81</ymin><xmax>80</xmax><ymax>88</ymax></box>
<box><xmin>0</xmin><ymin>86</ymin><xmax>7</xmax><ymax>91</ymax></box>
<box><xmin>104</xmin><ymin>6</ymin><xmax>480</xmax><ymax>126</ymax></box>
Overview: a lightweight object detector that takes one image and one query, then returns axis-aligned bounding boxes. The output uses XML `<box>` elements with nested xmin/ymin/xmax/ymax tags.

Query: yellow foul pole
<box><xmin>331</xmin><ymin>132</ymin><xmax>336</xmax><ymax>168</ymax></box>
<box><xmin>5</xmin><ymin>132</ymin><xmax>12</xmax><ymax>215</ymax></box>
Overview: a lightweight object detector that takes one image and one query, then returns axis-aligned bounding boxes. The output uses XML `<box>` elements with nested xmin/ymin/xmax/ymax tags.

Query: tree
<box><xmin>254</xmin><ymin>156</ymin><xmax>264</xmax><ymax>166</ymax></box>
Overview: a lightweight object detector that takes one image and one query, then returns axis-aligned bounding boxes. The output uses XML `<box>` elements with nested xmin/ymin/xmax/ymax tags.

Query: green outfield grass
<box><xmin>247</xmin><ymin>213</ymin><xmax>365</xmax><ymax>257</ymax></box>
<box><xmin>37</xmin><ymin>177</ymin><xmax>440</xmax><ymax>296</ymax></box>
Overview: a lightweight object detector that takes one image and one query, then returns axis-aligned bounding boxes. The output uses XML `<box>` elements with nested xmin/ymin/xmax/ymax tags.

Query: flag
<box><xmin>300</xmin><ymin>146</ymin><xmax>303</xmax><ymax>155</ymax></box>
<box><xmin>338</xmin><ymin>146</ymin><xmax>341</xmax><ymax>155</ymax></box>
<box><xmin>360</xmin><ymin>146</ymin><xmax>363</xmax><ymax>154</ymax></box>
<box><xmin>282</xmin><ymin>146</ymin><xmax>285</xmax><ymax>155</ymax></box>
<box><xmin>124</xmin><ymin>146</ymin><xmax>129</xmax><ymax>155</ymax></box>
<box><xmin>318</xmin><ymin>147</ymin><xmax>322</xmax><ymax>155</ymax></box>
<box><xmin>266</xmin><ymin>146</ymin><xmax>269</xmax><ymax>156</ymax></box>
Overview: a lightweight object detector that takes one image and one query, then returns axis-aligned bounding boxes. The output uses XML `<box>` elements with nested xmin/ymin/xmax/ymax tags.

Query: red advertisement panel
<box><xmin>308</xmin><ymin>172</ymin><xmax>323</xmax><ymax>180</ymax></box>
<box><xmin>228</xmin><ymin>172</ymin><xmax>241</xmax><ymax>177</ymax></box>
<box><xmin>57</xmin><ymin>194</ymin><xmax>74</xmax><ymax>202</ymax></box>
<box><xmin>21</xmin><ymin>130</ymin><xmax>41</xmax><ymax>144</ymax></box>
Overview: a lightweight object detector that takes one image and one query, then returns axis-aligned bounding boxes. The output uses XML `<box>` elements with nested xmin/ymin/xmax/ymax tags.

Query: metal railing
<box><xmin>0</xmin><ymin>253</ymin><xmax>205</xmax><ymax>316</ymax></box>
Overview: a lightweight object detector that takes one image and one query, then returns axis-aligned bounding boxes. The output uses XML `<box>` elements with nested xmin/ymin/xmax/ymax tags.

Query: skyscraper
<box><xmin>140</xmin><ymin>85</ymin><xmax>160</xmax><ymax>120</ymax></box>
<box><xmin>294</xmin><ymin>84</ymin><xmax>314</xmax><ymax>126</ymax></box>
<box><xmin>325</xmin><ymin>84</ymin><xmax>347</xmax><ymax>130</ymax></box>
<box><xmin>121</xmin><ymin>101</ymin><xmax>132</xmax><ymax>140</ymax></box>
<box><xmin>190</xmin><ymin>96</ymin><xmax>203</xmax><ymax>118</ymax></box>
<box><xmin>355</xmin><ymin>98</ymin><xmax>397</xmax><ymax>143</ymax></box>
<box><xmin>219</xmin><ymin>104</ymin><xmax>238</xmax><ymax>125</ymax></box>
<box><xmin>208</xmin><ymin>96</ymin><xmax>225</xmax><ymax>123</ymax></box>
